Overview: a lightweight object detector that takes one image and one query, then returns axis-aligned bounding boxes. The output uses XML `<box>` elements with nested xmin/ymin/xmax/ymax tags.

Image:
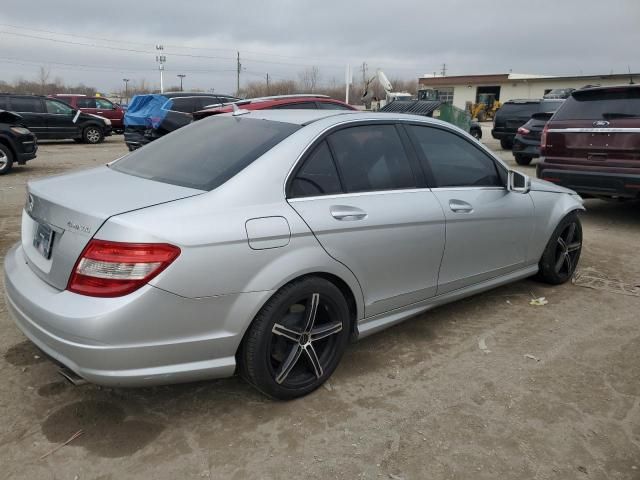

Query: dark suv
<box><xmin>537</xmin><ymin>84</ymin><xmax>640</xmax><ymax>199</ymax></box>
<box><xmin>0</xmin><ymin>94</ymin><xmax>112</xmax><ymax>144</ymax></box>
<box><xmin>124</xmin><ymin>92</ymin><xmax>238</xmax><ymax>150</ymax></box>
<box><xmin>0</xmin><ymin>110</ymin><xmax>37</xmax><ymax>174</ymax></box>
<box><xmin>492</xmin><ymin>99</ymin><xmax>565</xmax><ymax>149</ymax></box>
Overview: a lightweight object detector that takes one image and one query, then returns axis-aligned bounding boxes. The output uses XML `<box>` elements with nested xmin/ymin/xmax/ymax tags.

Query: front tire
<box><xmin>0</xmin><ymin>143</ymin><xmax>14</xmax><ymax>175</ymax></box>
<box><xmin>83</xmin><ymin>126</ymin><xmax>104</xmax><ymax>144</ymax></box>
<box><xmin>500</xmin><ymin>138</ymin><xmax>513</xmax><ymax>150</ymax></box>
<box><xmin>240</xmin><ymin>277</ymin><xmax>351</xmax><ymax>400</ymax></box>
<box><xmin>514</xmin><ymin>154</ymin><xmax>532</xmax><ymax>166</ymax></box>
<box><xmin>537</xmin><ymin>213</ymin><xmax>582</xmax><ymax>284</ymax></box>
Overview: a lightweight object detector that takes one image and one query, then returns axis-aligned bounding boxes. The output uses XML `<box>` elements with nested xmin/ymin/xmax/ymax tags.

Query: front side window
<box><xmin>95</xmin><ymin>98</ymin><xmax>114</xmax><ymax>109</ymax></box>
<box><xmin>45</xmin><ymin>99</ymin><xmax>74</xmax><ymax>114</ymax></box>
<box><xmin>408</xmin><ymin>125</ymin><xmax>502</xmax><ymax>188</ymax></box>
<box><xmin>327</xmin><ymin>124</ymin><xmax>416</xmax><ymax>192</ymax></box>
<box><xmin>290</xmin><ymin>141</ymin><xmax>342</xmax><ymax>198</ymax></box>
<box><xmin>167</xmin><ymin>97</ymin><xmax>197</xmax><ymax>113</ymax></box>
<box><xmin>273</xmin><ymin>102</ymin><xmax>318</xmax><ymax>110</ymax></box>
<box><xmin>10</xmin><ymin>97</ymin><xmax>44</xmax><ymax>113</ymax></box>
<box><xmin>112</xmin><ymin>117</ymin><xmax>300</xmax><ymax>191</ymax></box>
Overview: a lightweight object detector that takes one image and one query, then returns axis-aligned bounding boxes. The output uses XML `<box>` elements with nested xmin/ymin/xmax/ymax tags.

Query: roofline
<box><xmin>419</xmin><ymin>72</ymin><xmax>640</xmax><ymax>85</ymax></box>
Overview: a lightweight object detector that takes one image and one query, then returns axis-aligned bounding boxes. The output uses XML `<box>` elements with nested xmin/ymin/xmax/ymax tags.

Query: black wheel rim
<box><xmin>554</xmin><ymin>221</ymin><xmax>582</xmax><ymax>276</ymax></box>
<box><xmin>268</xmin><ymin>293</ymin><xmax>344</xmax><ymax>389</ymax></box>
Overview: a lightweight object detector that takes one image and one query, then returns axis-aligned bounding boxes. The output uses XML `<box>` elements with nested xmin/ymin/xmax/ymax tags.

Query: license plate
<box><xmin>33</xmin><ymin>222</ymin><xmax>54</xmax><ymax>259</ymax></box>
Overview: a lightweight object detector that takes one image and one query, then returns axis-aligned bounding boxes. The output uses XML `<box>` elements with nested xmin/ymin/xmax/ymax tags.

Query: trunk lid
<box><xmin>23</xmin><ymin>165</ymin><xmax>203</xmax><ymax>290</ymax></box>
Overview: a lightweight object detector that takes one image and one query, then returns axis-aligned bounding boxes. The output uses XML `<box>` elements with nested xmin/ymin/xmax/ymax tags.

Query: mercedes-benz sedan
<box><xmin>4</xmin><ymin>110</ymin><xmax>584</xmax><ymax>399</ymax></box>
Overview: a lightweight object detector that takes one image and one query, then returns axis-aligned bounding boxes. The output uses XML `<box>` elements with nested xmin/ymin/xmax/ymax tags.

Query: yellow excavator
<box><xmin>469</xmin><ymin>93</ymin><xmax>501</xmax><ymax>122</ymax></box>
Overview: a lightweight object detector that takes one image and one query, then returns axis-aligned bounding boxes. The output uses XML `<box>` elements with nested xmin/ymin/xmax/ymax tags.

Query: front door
<box><xmin>43</xmin><ymin>99</ymin><xmax>79</xmax><ymax>139</ymax></box>
<box><xmin>405</xmin><ymin>124</ymin><xmax>534</xmax><ymax>294</ymax></box>
<box><xmin>288</xmin><ymin>124</ymin><xmax>446</xmax><ymax>317</ymax></box>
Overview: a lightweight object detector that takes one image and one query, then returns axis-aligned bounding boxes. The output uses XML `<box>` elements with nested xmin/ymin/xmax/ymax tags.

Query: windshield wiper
<box><xmin>601</xmin><ymin>112</ymin><xmax>640</xmax><ymax>119</ymax></box>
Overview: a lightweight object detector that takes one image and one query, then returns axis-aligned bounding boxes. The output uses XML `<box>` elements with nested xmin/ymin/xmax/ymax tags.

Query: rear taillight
<box><xmin>517</xmin><ymin>127</ymin><xmax>530</xmax><ymax>135</ymax></box>
<box><xmin>540</xmin><ymin>124</ymin><xmax>549</xmax><ymax>153</ymax></box>
<box><xmin>68</xmin><ymin>240</ymin><xmax>180</xmax><ymax>297</ymax></box>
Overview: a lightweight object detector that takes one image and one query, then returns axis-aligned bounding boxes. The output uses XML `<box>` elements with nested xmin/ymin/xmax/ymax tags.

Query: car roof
<box><xmin>573</xmin><ymin>83</ymin><xmax>640</xmax><ymax>95</ymax></box>
<box><xmin>215</xmin><ymin>109</ymin><xmax>454</xmax><ymax>127</ymax></box>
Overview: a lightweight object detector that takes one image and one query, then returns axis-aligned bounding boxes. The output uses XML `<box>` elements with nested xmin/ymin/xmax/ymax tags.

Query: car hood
<box><xmin>529</xmin><ymin>177</ymin><xmax>576</xmax><ymax>195</ymax></box>
<box><xmin>0</xmin><ymin>109</ymin><xmax>23</xmax><ymax>124</ymax></box>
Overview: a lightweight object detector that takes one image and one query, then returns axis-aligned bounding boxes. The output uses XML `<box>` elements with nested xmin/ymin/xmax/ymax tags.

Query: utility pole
<box><xmin>345</xmin><ymin>64</ymin><xmax>352</xmax><ymax>104</ymax></box>
<box><xmin>156</xmin><ymin>44</ymin><xmax>166</xmax><ymax>93</ymax></box>
<box><xmin>361</xmin><ymin>62</ymin><xmax>367</xmax><ymax>87</ymax></box>
<box><xmin>177</xmin><ymin>74</ymin><xmax>186</xmax><ymax>92</ymax></box>
<box><xmin>236</xmin><ymin>51</ymin><xmax>241</xmax><ymax>96</ymax></box>
<box><xmin>122</xmin><ymin>78</ymin><xmax>129</xmax><ymax>104</ymax></box>
<box><xmin>440</xmin><ymin>63</ymin><xmax>447</xmax><ymax>77</ymax></box>
<box><xmin>266</xmin><ymin>73</ymin><xmax>270</xmax><ymax>95</ymax></box>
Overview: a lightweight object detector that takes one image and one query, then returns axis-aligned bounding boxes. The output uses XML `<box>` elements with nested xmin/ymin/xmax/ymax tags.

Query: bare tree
<box><xmin>298</xmin><ymin>66</ymin><xmax>321</xmax><ymax>93</ymax></box>
<box><xmin>38</xmin><ymin>66</ymin><xmax>51</xmax><ymax>95</ymax></box>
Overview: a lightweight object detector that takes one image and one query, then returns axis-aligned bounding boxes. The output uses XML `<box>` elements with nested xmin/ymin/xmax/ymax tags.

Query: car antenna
<box><xmin>231</xmin><ymin>102</ymin><xmax>250</xmax><ymax>116</ymax></box>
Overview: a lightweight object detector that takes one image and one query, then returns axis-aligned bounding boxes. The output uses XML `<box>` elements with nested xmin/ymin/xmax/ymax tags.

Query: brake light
<box><xmin>68</xmin><ymin>240</ymin><xmax>180</xmax><ymax>297</ymax></box>
<box><xmin>517</xmin><ymin>127</ymin><xmax>530</xmax><ymax>135</ymax></box>
<box><xmin>540</xmin><ymin>124</ymin><xmax>549</xmax><ymax>153</ymax></box>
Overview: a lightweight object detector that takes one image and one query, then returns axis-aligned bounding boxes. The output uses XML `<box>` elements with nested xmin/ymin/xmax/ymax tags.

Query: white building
<box><xmin>418</xmin><ymin>72</ymin><xmax>638</xmax><ymax>110</ymax></box>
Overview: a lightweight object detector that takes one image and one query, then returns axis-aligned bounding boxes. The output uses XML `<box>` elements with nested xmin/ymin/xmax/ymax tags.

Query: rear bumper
<box><xmin>491</xmin><ymin>129</ymin><xmax>514</xmax><ymax>140</ymax></box>
<box><xmin>512</xmin><ymin>137</ymin><xmax>540</xmax><ymax>158</ymax></box>
<box><xmin>123</xmin><ymin>130</ymin><xmax>150</xmax><ymax>150</ymax></box>
<box><xmin>536</xmin><ymin>163</ymin><xmax>640</xmax><ymax>198</ymax></box>
<box><xmin>4</xmin><ymin>243</ymin><xmax>272</xmax><ymax>387</ymax></box>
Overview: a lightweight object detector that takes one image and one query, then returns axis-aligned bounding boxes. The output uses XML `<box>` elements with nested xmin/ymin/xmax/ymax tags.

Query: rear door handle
<box><xmin>330</xmin><ymin>205</ymin><xmax>368</xmax><ymax>221</ymax></box>
<box><xmin>449</xmin><ymin>199</ymin><xmax>473</xmax><ymax>213</ymax></box>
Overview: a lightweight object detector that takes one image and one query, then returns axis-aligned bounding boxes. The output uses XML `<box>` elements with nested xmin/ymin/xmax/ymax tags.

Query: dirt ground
<box><xmin>0</xmin><ymin>130</ymin><xmax>638</xmax><ymax>480</ymax></box>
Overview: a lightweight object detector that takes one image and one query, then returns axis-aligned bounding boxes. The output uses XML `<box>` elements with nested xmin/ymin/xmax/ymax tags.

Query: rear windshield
<box><xmin>112</xmin><ymin>116</ymin><xmax>300</xmax><ymax>191</ymax></box>
<box><xmin>497</xmin><ymin>102</ymin><xmax>540</xmax><ymax>117</ymax></box>
<box><xmin>553</xmin><ymin>88</ymin><xmax>640</xmax><ymax>120</ymax></box>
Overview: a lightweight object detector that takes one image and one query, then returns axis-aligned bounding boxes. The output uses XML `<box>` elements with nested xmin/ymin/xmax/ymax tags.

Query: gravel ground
<box><xmin>0</xmin><ymin>131</ymin><xmax>638</xmax><ymax>480</ymax></box>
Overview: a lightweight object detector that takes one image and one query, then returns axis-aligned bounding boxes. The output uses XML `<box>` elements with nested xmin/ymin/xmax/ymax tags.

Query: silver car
<box><xmin>4</xmin><ymin>110</ymin><xmax>584</xmax><ymax>399</ymax></box>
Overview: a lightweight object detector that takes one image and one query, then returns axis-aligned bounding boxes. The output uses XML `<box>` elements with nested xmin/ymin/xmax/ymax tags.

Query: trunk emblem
<box><xmin>593</xmin><ymin>120</ymin><xmax>610</xmax><ymax>127</ymax></box>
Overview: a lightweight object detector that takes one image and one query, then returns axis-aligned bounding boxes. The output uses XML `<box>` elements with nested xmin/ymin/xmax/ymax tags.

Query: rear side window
<box><xmin>290</xmin><ymin>141</ymin><xmax>342</xmax><ymax>198</ymax></box>
<box><xmin>553</xmin><ymin>88</ymin><xmax>640</xmax><ymax>120</ymax></box>
<box><xmin>10</xmin><ymin>97</ymin><xmax>44</xmax><ymax>113</ymax></box>
<box><xmin>112</xmin><ymin>117</ymin><xmax>300</xmax><ymax>191</ymax></box>
<box><xmin>0</xmin><ymin>97</ymin><xmax>8</xmax><ymax>110</ymax></box>
<box><xmin>168</xmin><ymin>97</ymin><xmax>197</xmax><ymax>113</ymax></box>
<box><xmin>273</xmin><ymin>102</ymin><xmax>317</xmax><ymax>110</ymax></box>
<box><xmin>195</xmin><ymin>97</ymin><xmax>222</xmax><ymax>110</ymax></box>
<box><xmin>408</xmin><ymin>125</ymin><xmax>502</xmax><ymax>188</ymax></box>
<box><xmin>317</xmin><ymin>101</ymin><xmax>353</xmax><ymax>110</ymax></box>
<box><xmin>328</xmin><ymin>125</ymin><xmax>416</xmax><ymax>192</ymax></box>
<box><xmin>77</xmin><ymin>98</ymin><xmax>97</xmax><ymax>108</ymax></box>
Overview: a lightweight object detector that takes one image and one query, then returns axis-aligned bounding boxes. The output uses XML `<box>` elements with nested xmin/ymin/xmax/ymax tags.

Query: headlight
<box><xmin>10</xmin><ymin>126</ymin><xmax>31</xmax><ymax>135</ymax></box>
<box><xmin>103</xmin><ymin>118</ymin><xmax>112</xmax><ymax>126</ymax></box>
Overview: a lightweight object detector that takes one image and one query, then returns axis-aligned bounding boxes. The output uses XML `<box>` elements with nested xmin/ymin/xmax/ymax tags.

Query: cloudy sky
<box><xmin>1</xmin><ymin>0</ymin><xmax>638</xmax><ymax>95</ymax></box>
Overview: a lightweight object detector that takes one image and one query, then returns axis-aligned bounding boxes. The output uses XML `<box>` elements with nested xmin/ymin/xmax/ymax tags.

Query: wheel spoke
<box><xmin>565</xmin><ymin>223</ymin><xmax>577</xmax><ymax>244</ymax></box>
<box><xmin>557</xmin><ymin>237</ymin><xmax>567</xmax><ymax>250</ymax></box>
<box><xmin>304</xmin><ymin>344</ymin><xmax>323</xmax><ymax>379</ymax></box>
<box><xmin>302</xmin><ymin>293</ymin><xmax>320</xmax><ymax>333</ymax></box>
<box><xmin>310</xmin><ymin>321</ymin><xmax>343</xmax><ymax>342</ymax></box>
<box><xmin>275</xmin><ymin>345</ymin><xmax>303</xmax><ymax>384</ymax></box>
<box><xmin>272</xmin><ymin>323</ymin><xmax>303</xmax><ymax>343</ymax></box>
<box><xmin>567</xmin><ymin>242</ymin><xmax>582</xmax><ymax>253</ymax></box>
<box><xmin>564</xmin><ymin>252</ymin><xmax>573</xmax><ymax>275</ymax></box>
<box><xmin>554</xmin><ymin>252</ymin><xmax>566</xmax><ymax>273</ymax></box>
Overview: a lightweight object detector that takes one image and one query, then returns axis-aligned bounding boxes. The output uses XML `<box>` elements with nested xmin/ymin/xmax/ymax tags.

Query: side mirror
<box><xmin>508</xmin><ymin>170</ymin><xmax>531</xmax><ymax>194</ymax></box>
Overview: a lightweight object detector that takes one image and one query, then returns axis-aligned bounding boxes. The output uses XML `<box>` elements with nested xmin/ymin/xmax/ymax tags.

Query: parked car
<box><xmin>512</xmin><ymin>111</ymin><xmax>556</xmax><ymax>165</ymax></box>
<box><xmin>4</xmin><ymin>110</ymin><xmax>584</xmax><ymax>399</ymax></box>
<box><xmin>538</xmin><ymin>84</ymin><xmax>640</xmax><ymax>199</ymax></box>
<box><xmin>0</xmin><ymin>110</ymin><xmax>37</xmax><ymax>175</ymax></box>
<box><xmin>192</xmin><ymin>94</ymin><xmax>356</xmax><ymax>120</ymax></box>
<box><xmin>124</xmin><ymin>92</ymin><xmax>239</xmax><ymax>150</ymax></box>
<box><xmin>492</xmin><ymin>99</ymin><xmax>564</xmax><ymax>149</ymax></box>
<box><xmin>543</xmin><ymin>88</ymin><xmax>575</xmax><ymax>99</ymax></box>
<box><xmin>0</xmin><ymin>94</ymin><xmax>112</xmax><ymax>144</ymax></box>
<box><xmin>51</xmin><ymin>94</ymin><xmax>125</xmax><ymax>133</ymax></box>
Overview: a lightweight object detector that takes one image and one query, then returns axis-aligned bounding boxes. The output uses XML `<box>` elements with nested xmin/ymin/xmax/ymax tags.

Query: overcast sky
<box><xmin>1</xmin><ymin>0</ymin><xmax>638</xmax><ymax>95</ymax></box>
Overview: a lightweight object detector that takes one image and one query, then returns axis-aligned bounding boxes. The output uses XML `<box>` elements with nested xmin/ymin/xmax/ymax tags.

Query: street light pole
<box><xmin>155</xmin><ymin>45</ymin><xmax>166</xmax><ymax>93</ymax></box>
<box><xmin>177</xmin><ymin>74</ymin><xmax>186</xmax><ymax>92</ymax></box>
<box><xmin>122</xmin><ymin>78</ymin><xmax>130</xmax><ymax>104</ymax></box>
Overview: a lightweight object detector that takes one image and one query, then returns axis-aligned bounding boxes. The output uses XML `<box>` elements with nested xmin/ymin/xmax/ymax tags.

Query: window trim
<box><xmin>289</xmin><ymin>139</ymin><xmax>345</xmax><ymax>199</ymax></box>
<box><xmin>403</xmin><ymin>123</ymin><xmax>507</xmax><ymax>189</ymax></box>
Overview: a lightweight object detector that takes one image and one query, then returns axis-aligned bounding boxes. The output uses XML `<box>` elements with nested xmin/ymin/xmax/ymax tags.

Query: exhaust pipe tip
<box><xmin>58</xmin><ymin>367</ymin><xmax>87</xmax><ymax>386</ymax></box>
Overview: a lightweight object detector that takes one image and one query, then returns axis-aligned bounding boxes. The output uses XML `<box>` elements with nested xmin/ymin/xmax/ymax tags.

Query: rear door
<box><xmin>43</xmin><ymin>99</ymin><xmax>79</xmax><ymax>138</ymax></box>
<box><xmin>406</xmin><ymin>124</ymin><xmax>534</xmax><ymax>294</ymax></box>
<box><xmin>288</xmin><ymin>123</ymin><xmax>446</xmax><ymax>317</ymax></box>
<box><xmin>8</xmin><ymin>96</ymin><xmax>48</xmax><ymax>137</ymax></box>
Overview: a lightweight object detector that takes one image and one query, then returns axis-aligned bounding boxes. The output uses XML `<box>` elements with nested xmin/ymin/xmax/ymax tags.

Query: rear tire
<box><xmin>537</xmin><ymin>213</ymin><xmax>582</xmax><ymax>285</ymax></box>
<box><xmin>514</xmin><ymin>154</ymin><xmax>532</xmax><ymax>166</ymax></box>
<box><xmin>0</xmin><ymin>143</ymin><xmax>14</xmax><ymax>175</ymax></box>
<box><xmin>500</xmin><ymin>138</ymin><xmax>513</xmax><ymax>150</ymax></box>
<box><xmin>240</xmin><ymin>277</ymin><xmax>351</xmax><ymax>400</ymax></box>
<box><xmin>83</xmin><ymin>126</ymin><xmax>104</xmax><ymax>144</ymax></box>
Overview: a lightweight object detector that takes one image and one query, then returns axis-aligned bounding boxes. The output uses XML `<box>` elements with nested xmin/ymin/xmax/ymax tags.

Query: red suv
<box><xmin>538</xmin><ymin>85</ymin><xmax>640</xmax><ymax>199</ymax></box>
<box><xmin>193</xmin><ymin>94</ymin><xmax>355</xmax><ymax>120</ymax></box>
<box><xmin>51</xmin><ymin>94</ymin><xmax>125</xmax><ymax>132</ymax></box>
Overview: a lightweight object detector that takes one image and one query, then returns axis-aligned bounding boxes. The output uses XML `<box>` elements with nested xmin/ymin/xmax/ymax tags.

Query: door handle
<box><xmin>97</xmin><ymin>111</ymin><xmax>104</xmax><ymax>114</ymax></box>
<box><xmin>449</xmin><ymin>199</ymin><xmax>474</xmax><ymax>213</ymax></box>
<box><xmin>330</xmin><ymin>205</ymin><xmax>368</xmax><ymax>221</ymax></box>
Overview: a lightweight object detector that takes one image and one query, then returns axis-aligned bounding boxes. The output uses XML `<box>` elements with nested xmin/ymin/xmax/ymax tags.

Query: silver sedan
<box><xmin>4</xmin><ymin>110</ymin><xmax>584</xmax><ymax>399</ymax></box>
